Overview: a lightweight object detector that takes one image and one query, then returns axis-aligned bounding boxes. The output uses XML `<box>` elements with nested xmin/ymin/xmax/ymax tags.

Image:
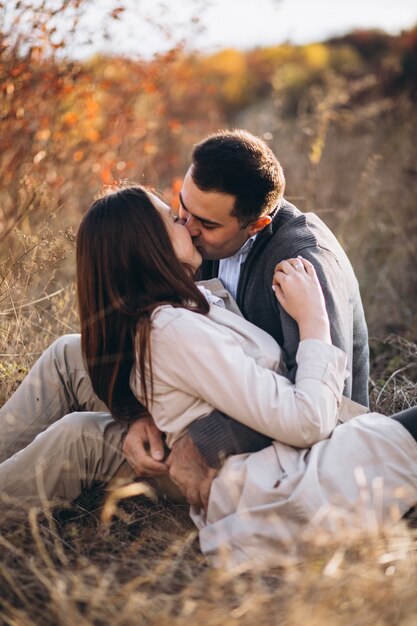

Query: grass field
<box><xmin>1</xmin><ymin>156</ymin><xmax>416</xmax><ymax>625</ymax></box>
<box><xmin>1</xmin><ymin>12</ymin><xmax>417</xmax><ymax>623</ymax></box>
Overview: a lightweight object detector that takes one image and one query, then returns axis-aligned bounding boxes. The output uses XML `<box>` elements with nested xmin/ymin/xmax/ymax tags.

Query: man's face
<box><xmin>179</xmin><ymin>168</ymin><xmax>259</xmax><ymax>260</ymax></box>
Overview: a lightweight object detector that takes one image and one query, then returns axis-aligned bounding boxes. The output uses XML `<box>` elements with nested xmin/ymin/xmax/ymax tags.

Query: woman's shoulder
<box><xmin>149</xmin><ymin>305</ymin><xmax>239</xmax><ymax>361</ymax></box>
<box><xmin>151</xmin><ymin>304</ymin><xmax>209</xmax><ymax>331</ymax></box>
<box><xmin>151</xmin><ymin>304</ymin><xmax>238</xmax><ymax>348</ymax></box>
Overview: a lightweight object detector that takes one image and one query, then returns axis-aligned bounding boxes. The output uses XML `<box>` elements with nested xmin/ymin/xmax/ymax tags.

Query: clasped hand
<box><xmin>122</xmin><ymin>415</ymin><xmax>168</xmax><ymax>477</ymax></box>
<box><xmin>123</xmin><ymin>418</ymin><xmax>216</xmax><ymax>509</ymax></box>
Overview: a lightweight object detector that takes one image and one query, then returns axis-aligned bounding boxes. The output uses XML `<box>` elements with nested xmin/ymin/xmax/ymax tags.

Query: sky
<box><xmin>77</xmin><ymin>0</ymin><xmax>417</xmax><ymax>58</ymax></box>
<box><xmin>193</xmin><ymin>0</ymin><xmax>417</xmax><ymax>51</ymax></box>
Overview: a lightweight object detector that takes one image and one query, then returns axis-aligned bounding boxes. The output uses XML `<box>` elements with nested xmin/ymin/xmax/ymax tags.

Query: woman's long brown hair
<box><xmin>76</xmin><ymin>185</ymin><xmax>209</xmax><ymax>422</ymax></box>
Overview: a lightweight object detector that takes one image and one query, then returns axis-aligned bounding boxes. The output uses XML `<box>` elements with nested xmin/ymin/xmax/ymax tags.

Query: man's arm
<box><xmin>165</xmin><ymin>413</ymin><xmax>273</xmax><ymax>507</ymax></box>
<box><xmin>187</xmin><ymin>410</ymin><xmax>273</xmax><ymax>468</ymax></box>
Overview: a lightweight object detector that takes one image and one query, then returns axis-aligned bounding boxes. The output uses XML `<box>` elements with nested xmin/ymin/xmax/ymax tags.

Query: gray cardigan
<box><xmin>189</xmin><ymin>200</ymin><xmax>369</xmax><ymax>467</ymax></box>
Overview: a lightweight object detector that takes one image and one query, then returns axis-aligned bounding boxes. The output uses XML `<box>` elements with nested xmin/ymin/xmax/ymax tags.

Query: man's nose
<box><xmin>179</xmin><ymin>206</ymin><xmax>200</xmax><ymax>237</ymax></box>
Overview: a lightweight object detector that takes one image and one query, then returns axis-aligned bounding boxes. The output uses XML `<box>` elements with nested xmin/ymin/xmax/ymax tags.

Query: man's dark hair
<box><xmin>191</xmin><ymin>129</ymin><xmax>285</xmax><ymax>226</ymax></box>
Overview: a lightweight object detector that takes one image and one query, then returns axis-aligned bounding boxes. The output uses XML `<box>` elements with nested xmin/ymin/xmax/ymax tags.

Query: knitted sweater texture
<box><xmin>189</xmin><ymin>200</ymin><xmax>369</xmax><ymax>466</ymax></box>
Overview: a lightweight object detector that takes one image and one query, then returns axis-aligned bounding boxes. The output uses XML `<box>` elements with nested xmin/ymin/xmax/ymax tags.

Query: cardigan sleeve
<box><xmin>148</xmin><ymin>312</ymin><xmax>347</xmax><ymax>448</ymax></box>
<box><xmin>188</xmin><ymin>411</ymin><xmax>274</xmax><ymax>469</ymax></box>
<box><xmin>274</xmin><ymin>245</ymin><xmax>369</xmax><ymax>407</ymax></box>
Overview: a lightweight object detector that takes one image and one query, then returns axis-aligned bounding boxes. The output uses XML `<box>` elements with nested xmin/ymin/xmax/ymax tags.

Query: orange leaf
<box><xmin>169</xmin><ymin>119</ymin><xmax>182</xmax><ymax>134</ymax></box>
<box><xmin>110</xmin><ymin>6</ymin><xmax>125</xmax><ymax>20</ymax></box>
<box><xmin>171</xmin><ymin>177</ymin><xmax>183</xmax><ymax>209</ymax></box>
<box><xmin>100</xmin><ymin>168</ymin><xmax>114</xmax><ymax>184</ymax></box>
<box><xmin>63</xmin><ymin>111</ymin><xmax>78</xmax><ymax>126</ymax></box>
<box><xmin>143</xmin><ymin>142</ymin><xmax>158</xmax><ymax>155</ymax></box>
<box><xmin>85</xmin><ymin>96</ymin><xmax>100</xmax><ymax>116</ymax></box>
<box><xmin>85</xmin><ymin>128</ymin><xmax>100</xmax><ymax>142</ymax></box>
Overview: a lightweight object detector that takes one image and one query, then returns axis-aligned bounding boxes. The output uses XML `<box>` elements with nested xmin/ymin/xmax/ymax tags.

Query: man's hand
<box><xmin>122</xmin><ymin>416</ymin><xmax>168</xmax><ymax>477</ymax></box>
<box><xmin>167</xmin><ymin>434</ymin><xmax>217</xmax><ymax>509</ymax></box>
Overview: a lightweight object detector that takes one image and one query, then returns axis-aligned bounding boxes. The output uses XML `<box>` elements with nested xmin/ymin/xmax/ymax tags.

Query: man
<box><xmin>124</xmin><ymin>129</ymin><xmax>369</xmax><ymax>505</ymax></box>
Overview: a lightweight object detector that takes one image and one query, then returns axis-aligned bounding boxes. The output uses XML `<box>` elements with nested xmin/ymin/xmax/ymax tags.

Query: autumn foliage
<box><xmin>0</xmin><ymin>0</ymin><xmax>415</xmax><ymax>323</ymax></box>
<box><xmin>1</xmin><ymin>1</ymin><xmax>416</xmax><ymax>245</ymax></box>
<box><xmin>0</xmin><ymin>4</ymin><xmax>417</xmax><ymax>625</ymax></box>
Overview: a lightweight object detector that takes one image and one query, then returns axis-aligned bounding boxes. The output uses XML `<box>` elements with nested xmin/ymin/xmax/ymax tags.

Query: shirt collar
<box><xmin>229</xmin><ymin>234</ymin><xmax>257</xmax><ymax>259</ymax></box>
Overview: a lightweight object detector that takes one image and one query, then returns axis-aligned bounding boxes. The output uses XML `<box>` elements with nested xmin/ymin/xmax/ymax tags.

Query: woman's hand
<box><xmin>272</xmin><ymin>257</ymin><xmax>332</xmax><ymax>344</ymax></box>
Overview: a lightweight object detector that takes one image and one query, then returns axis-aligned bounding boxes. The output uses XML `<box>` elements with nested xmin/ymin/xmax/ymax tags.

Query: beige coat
<box><xmin>131</xmin><ymin>303</ymin><xmax>347</xmax><ymax>449</ymax></box>
<box><xmin>192</xmin><ymin>414</ymin><xmax>417</xmax><ymax>569</ymax></box>
<box><xmin>131</xmin><ymin>301</ymin><xmax>417</xmax><ymax>570</ymax></box>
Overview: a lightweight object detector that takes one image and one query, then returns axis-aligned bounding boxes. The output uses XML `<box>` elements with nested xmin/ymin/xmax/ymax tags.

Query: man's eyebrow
<box><xmin>179</xmin><ymin>192</ymin><xmax>223</xmax><ymax>226</ymax></box>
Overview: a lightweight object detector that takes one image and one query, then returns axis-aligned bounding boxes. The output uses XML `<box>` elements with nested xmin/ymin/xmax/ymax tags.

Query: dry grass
<box><xmin>1</xmin><ymin>242</ymin><xmax>416</xmax><ymax>626</ymax></box>
<box><xmin>1</xmin><ymin>487</ymin><xmax>417</xmax><ymax>625</ymax></box>
<box><xmin>369</xmin><ymin>335</ymin><xmax>417</xmax><ymax>415</ymax></box>
<box><xmin>1</xmin><ymin>59</ymin><xmax>417</xmax><ymax>626</ymax></box>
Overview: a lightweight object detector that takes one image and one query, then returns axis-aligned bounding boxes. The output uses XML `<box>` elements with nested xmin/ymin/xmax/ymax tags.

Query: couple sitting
<box><xmin>1</xmin><ymin>130</ymin><xmax>416</xmax><ymax>569</ymax></box>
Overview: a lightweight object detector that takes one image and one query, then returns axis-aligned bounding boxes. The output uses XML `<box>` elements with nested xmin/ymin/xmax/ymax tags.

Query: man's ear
<box><xmin>247</xmin><ymin>215</ymin><xmax>272</xmax><ymax>236</ymax></box>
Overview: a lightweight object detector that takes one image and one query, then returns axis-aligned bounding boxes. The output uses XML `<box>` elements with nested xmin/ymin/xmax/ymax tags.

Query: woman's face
<box><xmin>148</xmin><ymin>192</ymin><xmax>202</xmax><ymax>272</ymax></box>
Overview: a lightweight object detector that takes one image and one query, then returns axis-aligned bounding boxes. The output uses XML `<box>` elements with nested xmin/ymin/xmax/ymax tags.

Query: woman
<box><xmin>0</xmin><ymin>185</ymin><xmax>416</xmax><ymax>568</ymax></box>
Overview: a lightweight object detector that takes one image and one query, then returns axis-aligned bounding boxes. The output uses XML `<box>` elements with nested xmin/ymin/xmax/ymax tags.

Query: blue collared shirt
<box><xmin>218</xmin><ymin>235</ymin><xmax>257</xmax><ymax>301</ymax></box>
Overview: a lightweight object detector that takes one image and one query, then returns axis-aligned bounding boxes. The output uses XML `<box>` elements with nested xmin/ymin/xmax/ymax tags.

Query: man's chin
<box><xmin>197</xmin><ymin>246</ymin><xmax>221</xmax><ymax>261</ymax></box>
<box><xmin>196</xmin><ymin>246</ymin><xmax>209</xmax><ymax>260</ymax></box>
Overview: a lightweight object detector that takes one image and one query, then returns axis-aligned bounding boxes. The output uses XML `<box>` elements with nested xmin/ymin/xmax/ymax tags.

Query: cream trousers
<box><xmin>0</xmin><ymin>334</ymin><xmax>133</xmax><ymax>506</ymax></box>
<box><xmin>0</xmin><ymin>278</ymin><xmax>238</xmax><ymax>506</ymax></box>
